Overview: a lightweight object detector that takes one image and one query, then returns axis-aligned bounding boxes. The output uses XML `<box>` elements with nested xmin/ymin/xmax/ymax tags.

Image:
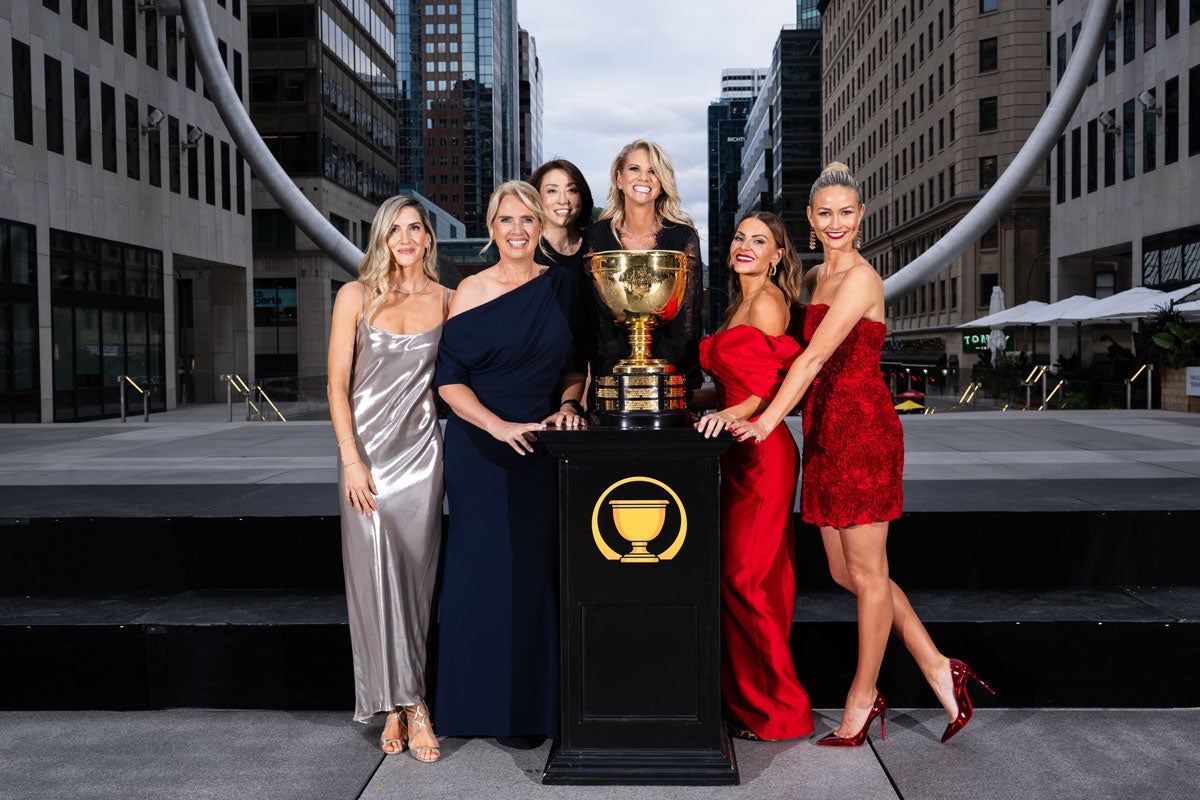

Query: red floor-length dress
<box><xmin>798</xmin><ymin>305</ymin><xmax>904</xmax><ymax>528</ymax></box>
<box><xmin>700</xmin><ymin>324</ymin><xmax>815</xmax><ymax>740</ymax></box>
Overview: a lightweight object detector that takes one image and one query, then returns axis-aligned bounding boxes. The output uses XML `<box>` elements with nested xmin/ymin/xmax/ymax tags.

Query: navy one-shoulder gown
<box><xmin>433</xmin><ymin>267</ymin><xmax>578</xmax><ymax>738</ymax></box>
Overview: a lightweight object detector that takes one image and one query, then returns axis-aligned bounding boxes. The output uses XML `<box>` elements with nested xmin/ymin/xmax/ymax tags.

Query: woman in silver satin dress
<box><xmin>327</xmin><ymin>195</ymin><xmax>448</xmax><ymax>762</ymax></box>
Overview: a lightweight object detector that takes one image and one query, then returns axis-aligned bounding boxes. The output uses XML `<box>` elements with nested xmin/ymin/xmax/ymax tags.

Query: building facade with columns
<box><xmin>818</xmin><ymin>0</ymin><xmax>1052</xmax><ymax>374</ymax></box>
<box><xmin>1049</xmin><ymin>1</ymin><xmax>1200</xmax><ymax>362</ymax></box>
<box><xmin>1</xmin><ymin>0</ymin><xmax>253</xmax><ymax>421</ymax></box>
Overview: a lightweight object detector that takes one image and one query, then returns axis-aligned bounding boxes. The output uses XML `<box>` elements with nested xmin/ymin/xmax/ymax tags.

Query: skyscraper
<box><xmin>248</xmin><ymin>0</ymin><xmax>400</xmax><ymax>380</ymax></box>
<box><xmin>519</xmin><ymin>28</ymin><xmax>544</xmax><ymax>179</ymax></box>
<box><xmin>708</xmin><ymin>97</ymin><xmax>755</xmax><ymax>325</ymax></box>
<box><xmin>396</xmin><ymin>1</ymin><xmax>526</xmax><ymax>236</ymax></box>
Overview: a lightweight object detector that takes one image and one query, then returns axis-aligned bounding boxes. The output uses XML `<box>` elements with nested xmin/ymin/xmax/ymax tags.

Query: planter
<box><xmin>1160</xmin><ymin>368</ymin><xmax>1200</xmax><ymax>413</ymax></box>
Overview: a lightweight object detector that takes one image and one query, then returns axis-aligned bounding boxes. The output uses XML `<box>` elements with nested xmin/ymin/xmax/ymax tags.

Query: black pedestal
<box><xmin>540</xmin><ymin>429</ymin><xmax>738</xmax><ymax>785</ymax></box>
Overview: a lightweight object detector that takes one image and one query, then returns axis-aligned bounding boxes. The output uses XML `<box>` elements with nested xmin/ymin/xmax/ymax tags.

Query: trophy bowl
<box><xmin>587</xmin><ymin>250</ymin><xmax>691</xmax><ymax>427</ymax></box>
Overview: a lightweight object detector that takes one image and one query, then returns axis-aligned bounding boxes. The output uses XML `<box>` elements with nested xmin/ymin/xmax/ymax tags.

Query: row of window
<box><xmin>0</xmin><ymin>220</ymin><xmax>38</xmax><ymax>422</ymax></box>
<box><xmin>1055</xmin><ymin>68</ymin><xmax>1196</xmax><ymax>204</ymax></box>
<box><xmin>9</xmin><ymin>38</ymin><xmax>248</xmax><ymax>215</ymax></box>
<box><xmin>1056</xmin><ymin>2</ymin><xmax>1199</xmax><ymax>88</ymax></box>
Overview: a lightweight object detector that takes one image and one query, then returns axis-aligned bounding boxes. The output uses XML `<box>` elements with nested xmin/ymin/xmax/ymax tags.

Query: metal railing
<box><xmin>119</xmin><ymin>376</ymin><xmax>151</xmax><ymax>422</ymax></box>
<box><xmin>221</xmin><ymin>374</ymin><xmax>287</xmax><ymax>422</ymax></box>
<box><xmin>1126</xmin><ymin>364</ymin><xmax>1153</xmax><ymax>410</ymax></box>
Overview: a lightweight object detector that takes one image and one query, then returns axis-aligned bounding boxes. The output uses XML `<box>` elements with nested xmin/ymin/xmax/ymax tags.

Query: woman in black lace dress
<box><xmin>584</xmin><ymin>139</ymin><xmax>705</xmax><ymax>399</ymax></box>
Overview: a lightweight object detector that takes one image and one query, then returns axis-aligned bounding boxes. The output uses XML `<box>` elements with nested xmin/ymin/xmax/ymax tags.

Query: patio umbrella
<box><xmin>894</xmin><ymin>400</ymin><xmax>924</xmax><ymax>413</ymax></box>
<box><xmin>987</xmin><ymin>286</ymin><xmax>1007</xmax><ymax>364</ymax></box>
<box><xmin>895</xmin><ymin>389</ymin><xmax>926</xmax><ymax>400</ymax></box>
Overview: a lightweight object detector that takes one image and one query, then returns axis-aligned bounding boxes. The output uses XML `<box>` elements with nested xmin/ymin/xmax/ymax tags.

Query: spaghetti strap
<box><xmin>359</xmin><ymin>281</ymin><xmax>368</xmax><ymax>325</ymax></box>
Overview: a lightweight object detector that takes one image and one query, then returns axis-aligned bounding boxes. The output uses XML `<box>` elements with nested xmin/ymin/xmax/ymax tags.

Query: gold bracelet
<box><xmin>337</xmin><ymin>434</ymin><xmax>354</xmax><ymax>446</ymax></box>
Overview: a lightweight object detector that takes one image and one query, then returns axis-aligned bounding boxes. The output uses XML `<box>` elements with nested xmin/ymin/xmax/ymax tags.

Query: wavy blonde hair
<box><xmin>599</xmin><ymin>139</ymin><xmax>693</xmax><ymax>241</ymax></box>
<box><xmin>724</xmin><ymin>211</ymin><xmax>804</xmax><ymax>322</ymax></box>
<box><xmin>358</xmin><ymin>196</ymin><xmax>438</xmax><ymax>325</ymax></box>
<box><xmin>481</xmin><ymin>180</ymin><xmax>547</xmax><ymax>256</ymax></box>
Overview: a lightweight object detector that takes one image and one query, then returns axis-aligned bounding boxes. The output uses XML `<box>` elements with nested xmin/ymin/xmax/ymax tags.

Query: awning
<box><xmin>1057</xmin><ymin>283</ymin><xmax>1200</xmax><ymax>323</ymax></box>
<box><xmin>1011</xmin><ymin>295</ymin><xmax>1102</xmax><ymax>324</ymax></box>
<box><xmin>956</xmin><ymin>300</ymin><xmax>1047</xmax><ymax>329</ymax></box>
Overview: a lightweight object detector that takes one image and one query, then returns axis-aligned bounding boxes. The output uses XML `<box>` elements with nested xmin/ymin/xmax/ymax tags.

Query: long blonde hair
<box><xmin>599</xmin><ymin>139</ymin><xmax>693</xmax><ymax>240</ymax></box>
<box><xmin>481</xmin><ymin>180</ymin><xmax>547</xmax><ymax>256</ymax></box>
<box><xmin>358</xmin><ymin>195</ymin><xmax>438</xmax><ymax>325</ymax></box>
<box><xmin>724</xmin><ymin>211</ymin><xmax>804</xmax><ymax>322</ymax></box>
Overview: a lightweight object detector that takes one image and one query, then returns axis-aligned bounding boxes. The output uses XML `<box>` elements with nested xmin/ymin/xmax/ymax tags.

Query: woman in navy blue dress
<box><xmin>434</xmin><ymin>181</ymin><xmax>587</xmax><ymax>746</ymax></box>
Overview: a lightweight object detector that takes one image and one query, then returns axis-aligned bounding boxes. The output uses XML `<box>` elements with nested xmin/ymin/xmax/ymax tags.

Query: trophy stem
<box><xmin>612</xmin><ymin>317</ymin><xmax>674</xmax><ymax>374</ymax></box>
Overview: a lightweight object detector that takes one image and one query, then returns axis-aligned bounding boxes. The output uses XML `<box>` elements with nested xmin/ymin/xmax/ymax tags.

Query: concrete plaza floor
<box><xmin>1</xmin><ymin>409</ymin><xmax>1199</xmax><ymax>798</ymax></box>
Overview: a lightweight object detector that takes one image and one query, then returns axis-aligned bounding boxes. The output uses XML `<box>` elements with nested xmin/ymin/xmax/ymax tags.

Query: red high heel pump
<box><xmin>815</xmin><ymin>693</ymin><xmax>887</xmax><ymax>747</ymax></box>
<box><xmin>941</xmin><ymin>658</ymin><xmax>996</xmax><ymax>744</ymax></box>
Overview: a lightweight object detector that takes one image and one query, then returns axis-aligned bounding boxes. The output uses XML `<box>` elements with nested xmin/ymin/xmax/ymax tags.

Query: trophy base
<box><xmin>591</xmin><ymin>373</ymin><xmax>688</xmax><ymax>430</ymax></box>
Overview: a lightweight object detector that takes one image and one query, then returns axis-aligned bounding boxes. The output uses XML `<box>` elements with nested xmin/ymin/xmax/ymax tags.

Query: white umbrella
<box><xmin>987</xmin><ymin>286</ymin><xmax>1007</xmax><ymax>363</ymax></box>
<box><xmin>1176</xmin><ymin>299</ymin><xmax>1200</xmax><ymax>321</ymax></box>
<box><xmin>956</xmin><ymin>300</ymin><xmax>1047</xmax><ymax>329</ymax></box>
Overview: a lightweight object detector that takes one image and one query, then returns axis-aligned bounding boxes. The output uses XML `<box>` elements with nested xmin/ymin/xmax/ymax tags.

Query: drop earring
<box><xmin>855</xmin><ymin>231</ymin><xmax>863</xmax><ymax>248</ymax></box>
<box><xmin>808</xmin><ymin>231</ymin><xmax>817</xmax><ymax>250</ymax></box>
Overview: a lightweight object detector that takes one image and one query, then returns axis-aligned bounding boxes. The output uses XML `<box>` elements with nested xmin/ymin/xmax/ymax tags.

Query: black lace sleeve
<box><xmin>652</xmin><ymin>224</ymin><xmax>705</xmax><ymax>392</ymax></box>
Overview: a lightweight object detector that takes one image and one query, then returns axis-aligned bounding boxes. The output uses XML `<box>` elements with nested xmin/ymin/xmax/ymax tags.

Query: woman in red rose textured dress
<box><xmin>730</xmin><ymin>163</ymin><xmax>993</xmax><ymax>747</ymax></box>
<box><xmin>695</xmin><ymin>211</ymin><xmax>813</xmax><ymax>741</ymax></box>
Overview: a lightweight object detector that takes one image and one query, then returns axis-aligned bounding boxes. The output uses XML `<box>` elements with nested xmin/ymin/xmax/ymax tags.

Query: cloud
<box><xmin>519</xmin><ymin>0</ymin><xmax>798</xmax><ymax>259</ymax></box>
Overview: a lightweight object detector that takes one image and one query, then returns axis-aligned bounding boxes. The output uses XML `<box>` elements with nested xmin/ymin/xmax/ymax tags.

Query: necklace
<box><xmin>620</xmin><ymin>218</ymin><xmax>662</xmax><ymax>248</ymax></box>
<box><xmin>388</xmin><ymin>276</ymin><xmax>430</xmax><ymax>295</ymax></box>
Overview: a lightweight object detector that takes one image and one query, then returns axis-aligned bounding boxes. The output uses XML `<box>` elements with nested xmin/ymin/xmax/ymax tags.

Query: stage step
<box><xmin>1</xmin><ymin>588</ymin><xmax>1196</xmax><ymax>711</ymax></box>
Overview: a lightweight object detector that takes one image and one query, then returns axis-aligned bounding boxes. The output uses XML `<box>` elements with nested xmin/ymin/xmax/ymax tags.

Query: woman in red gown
<box><xmin>695</xmin><ymin>211</ymin><xmax>814</xmax><ymax>740</ymax></box>
<box><xmin>731</xmin><ymin>164</ymin><xmax>992</xmax><ymax>747</ymax></box>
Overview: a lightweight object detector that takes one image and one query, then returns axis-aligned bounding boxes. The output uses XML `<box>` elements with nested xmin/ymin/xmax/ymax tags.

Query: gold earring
<box><xmin>855</xmin><ymin>232</ymin><xmax>863</xmax><ymax>248</ymax></box>
<box><xmin>769</xmin><ymin>262</ymin><xmax>778</xmax><ymax>277</ymax></box>
<box><xmin>808</xmin><ymin>231</ymin><xmax>817</xmax><ymax>250</ymax></box>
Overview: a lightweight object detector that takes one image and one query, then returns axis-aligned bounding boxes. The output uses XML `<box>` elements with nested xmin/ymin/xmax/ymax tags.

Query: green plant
<box><xmin>1150</xmin><ymin>321</ymin><xmax>1200</xmax><ymax>369</ymax></box>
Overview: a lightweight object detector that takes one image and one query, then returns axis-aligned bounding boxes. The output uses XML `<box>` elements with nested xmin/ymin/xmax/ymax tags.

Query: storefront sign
<box><xmin>962</xmin><ymin>331</ymin><xmax>1012</xmax><ymax>353</ymax></box>
<box><xmin>1187</xmin><ymin>367</ymin><xmax>1200</xmax><ymax>397</ymax></box>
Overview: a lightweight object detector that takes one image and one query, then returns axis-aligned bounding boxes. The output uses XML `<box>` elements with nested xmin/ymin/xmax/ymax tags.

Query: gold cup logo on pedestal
<box><xmin>609</xmin><ymin>500</ymin><xmax>670</xmax><ymax>562</ymax></box>
<box><xmin>591</xmin><ymin>477</ymin><xmax>687</xmax><ymax>563</ymax></box>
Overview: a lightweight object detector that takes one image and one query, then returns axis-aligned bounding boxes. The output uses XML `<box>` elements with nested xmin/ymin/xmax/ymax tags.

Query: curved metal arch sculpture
<box><xmin>179</xmin><ymin>0</ymin><xmax>1118</xmax><ymax>295</ymax></box>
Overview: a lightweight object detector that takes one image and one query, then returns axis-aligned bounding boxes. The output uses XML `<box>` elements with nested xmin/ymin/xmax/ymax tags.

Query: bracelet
<box><xmin>560</xmin><ymin>399</ymin><xmax>585</xmax><ymax>416</ymax></box>
<box><xmin>342</xmin><ymin>460</ymin><xmax>361</xmax><ymax>468</ymax></box>
<box><xmin>337</xmin><ymin>434</ymin><xmax>354</xmax><ymax>447</ymax></box>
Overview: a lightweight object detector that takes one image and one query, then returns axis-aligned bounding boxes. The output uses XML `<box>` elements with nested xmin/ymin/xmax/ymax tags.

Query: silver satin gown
<box><xmin>338</xmin><ymin>290</ymin><xmax>444</xmax><ymax>723</ymax></box>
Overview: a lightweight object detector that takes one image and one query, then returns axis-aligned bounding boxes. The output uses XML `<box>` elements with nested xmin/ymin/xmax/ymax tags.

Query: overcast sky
<box><xmin>516</xmin><ymin>0</ymin><xmax>800</xmax><ymax>257</ymax></box>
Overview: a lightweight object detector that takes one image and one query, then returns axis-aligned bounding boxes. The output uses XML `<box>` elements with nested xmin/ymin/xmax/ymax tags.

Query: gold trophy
<box><xmin>588</xmin><ymin>250</ymin><xmax>690</xmax><ymax>428</ymax></box>
<box><xmin>609</xmin><ymin>499</ymin><xmax>670</xmax><ymax>562</ymax></box>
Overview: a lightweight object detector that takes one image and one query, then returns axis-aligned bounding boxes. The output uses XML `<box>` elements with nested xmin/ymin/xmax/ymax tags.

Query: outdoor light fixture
<box><xmin>1098</xmin><ymin>111</ymin><xmax>1120</xmax><ymax>135</ymax></box>
<box><xmin>141</xmin><ymin>108</ymin><xmax>165</xmax><ymax>134</ymax></box>
<box><xmin>184</xmin><ymin>126</ymin><xmax>203</xmax><ymax>150</ymax></box>
<box><xmin>1137</xmin><ymin>91</ymin><xmax>1161</xmax><ymax>116</ymax></box>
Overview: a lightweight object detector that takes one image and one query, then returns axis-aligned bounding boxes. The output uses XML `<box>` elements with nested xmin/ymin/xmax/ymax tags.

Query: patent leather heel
<box><xmin>816</xmin><ymin>693</ymin><xmax>887</xmax><ymax>747</ymax></box>
<box><xmin>941</xmin><ymin>659</ymin><xmax>996</xmax><ymax>744</ymax></box>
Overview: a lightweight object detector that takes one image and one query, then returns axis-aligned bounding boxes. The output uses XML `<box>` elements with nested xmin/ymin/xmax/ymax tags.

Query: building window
<box><xmin>165</xmin><ymin>16</ymin><xmax>178</xmax><ymax>80</ymax></box>
<box><xmin>980</xmin><ymin>0</ymin><xmax>997</xmax><ymax>12</ymax></box>
<box><xmin>99</xmin><ymin>0</ymin><xmax>113</xmax><ymax>42</ymax></box>
<box><xmin>1086</xmin><ymin>119</ymin><xmax>1098</xmax><ymax>193</ymax></box>
<box><xmin>1143</xmin><ymin>90</ymin><xmax>1157</xmax><ymax>172</ymax></box>
<box><xmin>1167</xmin><ymin>0</ymin><xmax>1180</xmax><ymax>37</ymax></box>
<box><xmin>1056</xmin><ymin>34</ymin><xmax>1067</xmax><ymax>84</ymax></box>
<box><xmin>235</xmin><ymin>150</ymin><xmax>245</xmax><ymax>215</ymax></box>
<box><xmin>100</xmin><ymin>83</ymin><xmax>117</xmax><ymax>173</ymax></box>
<box><xmin>1056</xmin><ymin>135</ymin><xmax>1067</xmax><ymax>203</ymax></box>
<box><xmin>124</xmin><ymin>95</ymin><xmax>139</xmax><ymax>180</ymax></box>
<box><xmin>186</xmin><ymin>129</ymin><xmax>199</xmax><ymax>200</ymax></box>
<box><xmin>979</xmin><ymin>97</ymin><xmax>998</xmax><ymax>132</ymax></box>
<box><xmin>1105</xmin><ymin>21</ymin><xmax>1117</xmax><ymax>75</ymax></box>
<box><xmin>979</xmin><ymin>274</ymin><xmax>999</xmax><ymax>307</ymax></box>
<box><xmin>1095</xmin><ymin>271</ymin><xmax>1116</xmax><ymax>299</ymax></box>
<box><xmin>1123</xmin><ymin>0</ymin><xmax>1136</xmax><ymax>63</ymax></box>
<box><xmin>11</xmin><ymin>41</ymin><xmax>34</xmax><ymax>145</ymax></box>
<box><xmin>168</xmin><ymin>116</ymin><xmax>181</xmax><ymax>194</ymax></box>
<box><xmin>1123</xmin><ymin>100</ymin><xmax>1136</xmax><ymax>179</ymax></box>
<box><xmin>1165</xmin><ymin>76</ymin><xmax>1179</xmax><ymax>164</ymax></box>
<box><xmin>204</xmin><ymin>134</ymin><xmax>215</xmax><ymax>205</ymax></box>
<box><xmin>979</xmin><ymin>38</ymin><xmax>998</xmax><ymax>72</ymax></box>
<box><xmin>1071</xmin><ymin>127</ymin><xmax>1082</xmax><ymax>198</ymax></box>
<box><xmin>45</xmin><ymin>56</ymin><xmax>64</xmax><ymax>154</ymax></box>
<box><xmin>980</xmin><ymin>155</ymin><xmax>998</xmax><ymax>190</ymax></box>
<box><xmin>981</xmin><ymin>223</ymin><xmax>999</xmax><ymax>250</ymax></box>
<box><xmin>220</xmin><ymin>141</ymin><xmax>231</xmax><ymax>210</ymax></box>
<box><xmin>252</xmin><ymin>210</ymin><xmax>296</xmax><ymax>251</ymax></box>
<box><xmin>74</xmin><ymin>70</ymin><xmax>92</xmax><ymax>164</ymax></box>
<box><xmin>122</xmin><ymin>0</ymin><xmax>138</xmax><ymax>57</ymax></box>
<box><xmin>0</xmin><ymin>219</ymin><xmax>40</xmax><ymax>422</ymax></box>
<box><xmin>144</xmin><ymin>8</ymin><xmax>158</xmax><ymax>68</ymax></box>
<box><xmin>1104</xmin><ymin>110</ymin><xmax>1117</xmax><ymax>187</ymax></box>
<box><xmin>185</xmin><ymin>41</ymin><xmax>196</xmax><ymax>90</ymax></box>
<box><xmin>1145</xmin><ymin>0</ymin><xmax>1158</xmax><ymax>51</ymax></box>
<box><xmin>72</xmin><ymin>0</ymin><xmax>88</xmax><ymax>29</ymax></box>
<box><xmin>1191</xmin><ymin>65</ymin><xmax>1200</xmax><ymax>157</ymax></box>
<box><xmin>147</xmin><ymin>120</ymin><xmax>161</xmax><ymax>188</ymax></box>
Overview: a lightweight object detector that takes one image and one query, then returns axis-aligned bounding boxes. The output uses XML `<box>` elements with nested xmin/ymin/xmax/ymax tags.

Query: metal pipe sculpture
<box><xmin>178</xmin><ymin>0</ymin><xmax>364</xmax><ymax>274</ymax></box>
<box><xmin>179</xmin><ymin>0</ymin><xmax>1116</xmax><ymax>297</ymax></box>
<box><xmin>881</xmin><ymin>0</ymin><xmax>1116</xmax><ymax>303</ymax></box>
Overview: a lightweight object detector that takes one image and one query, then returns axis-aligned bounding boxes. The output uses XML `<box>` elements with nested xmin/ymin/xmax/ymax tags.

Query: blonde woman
<box><xmin>327</xmin><ymin>196</ymin><xmax>449</xmax><ymax>762</ymax></box>
<box><xmin>730</xmin><ymin>164</ymin><xmax>993</xmax><ymax>747</ymax></box>
<box><xmin>584</xmin><ymin>139</ymin><xmax>704</xmax><ymax>397</ymax></box>
<box><xmin>433</xmin><ymin>181</ymin><xmax>586</xmax><ymax>748</ymax></box>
